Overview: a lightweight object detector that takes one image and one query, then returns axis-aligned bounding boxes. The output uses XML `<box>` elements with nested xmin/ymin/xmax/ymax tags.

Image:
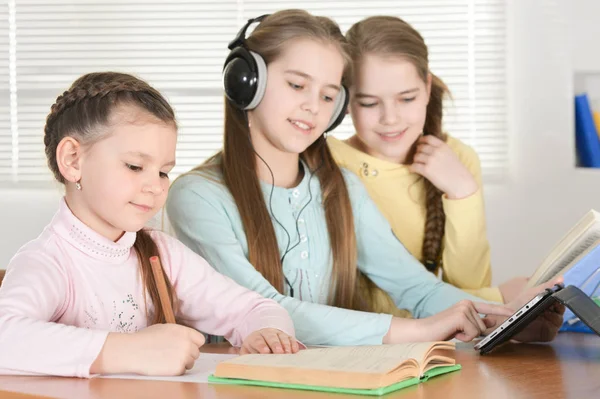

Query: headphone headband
<box><xmin>227</xmin><ymin>14</ymin><xmax>270</xmax><ymax>50</ymax></box>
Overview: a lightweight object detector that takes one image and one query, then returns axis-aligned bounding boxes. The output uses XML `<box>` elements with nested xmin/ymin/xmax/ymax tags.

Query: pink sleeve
<box><xmin>0</xmin><ymin>251</ymin><xmax>108</xmax><ymax>377</ymax></box>
<box><xmin>154</xmin><ymin>232</ymin><xmax>296</xmax><ymax>346</ymax></box>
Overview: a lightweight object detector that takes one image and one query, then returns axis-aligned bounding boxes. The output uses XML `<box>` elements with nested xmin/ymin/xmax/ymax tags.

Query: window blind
<box><xmin>1</xmin><ymin>0</ymin><xmax>506</xmax><ymax>183</ymax></box>
<box><xmin>1</xmin><ymin>2</ymin><xmax>11</xmax><ymax>181</ymax></box>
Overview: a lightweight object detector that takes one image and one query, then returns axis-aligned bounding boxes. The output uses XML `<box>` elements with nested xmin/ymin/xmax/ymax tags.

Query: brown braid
<box><xmin>43</xmin><ymin>72</ymin><xmax>178</xmax><ymax>324</ymax></box>
<box><xmin>420</xmin><ymin>74</ymin><xmax>449</xmax><ymax>273</ymax></box>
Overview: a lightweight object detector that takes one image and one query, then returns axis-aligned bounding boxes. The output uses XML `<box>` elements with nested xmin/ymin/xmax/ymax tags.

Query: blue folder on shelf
<box><xmin>574</xmin><ymin>93</ymin><xmax>600</xmax><ymax>167</ymax></box>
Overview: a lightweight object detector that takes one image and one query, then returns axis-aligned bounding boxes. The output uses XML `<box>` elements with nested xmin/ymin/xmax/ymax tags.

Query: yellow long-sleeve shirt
<box><xmin>328</xmin><ymin>135</ymin><xmax>503</xmax><ymax>303</ymax></box>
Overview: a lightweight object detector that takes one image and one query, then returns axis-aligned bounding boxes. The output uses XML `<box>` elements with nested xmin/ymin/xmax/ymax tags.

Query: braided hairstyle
<box><xmin>43</xmin><ymin>71</ymin><xmax>178</xmax><ymax>324</ymax></box>
<box><xmin>345</xmin><ymin>17</ymin><xmax>450</xmax><ymax>273</ymax></box>
<box><xmin>420</xmin><ymin>73</ymin><xmax>448</xmax><ymax>273</ymax></box>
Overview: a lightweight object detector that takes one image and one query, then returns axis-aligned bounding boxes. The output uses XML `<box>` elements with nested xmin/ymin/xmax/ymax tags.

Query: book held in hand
<box><xmin>527</xmin><ymin>209</ymin><xmax>600</xmax><ymax>288</ymax></box>
<box><xmin>525</xmin><ymin>209</ymin><xmax>600</xmax><ymax>332</ymax></box>
<box><xmin>208</xmin><ymin>341</ymin><xmax>461</xmax><ymax>396</ymax></box>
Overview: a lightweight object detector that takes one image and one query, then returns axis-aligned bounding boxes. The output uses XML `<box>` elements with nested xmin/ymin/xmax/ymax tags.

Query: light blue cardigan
<box><xmin>166</xmin><ymin>163</ymin><xmax>485</xmax><ymax>346</ymax></box>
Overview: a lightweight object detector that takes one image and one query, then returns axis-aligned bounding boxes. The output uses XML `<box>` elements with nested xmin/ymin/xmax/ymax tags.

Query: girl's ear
<box><xmin>56</xmin><ymin>136</ymin><xmax>83</xmax><ymax>184</ymax></box>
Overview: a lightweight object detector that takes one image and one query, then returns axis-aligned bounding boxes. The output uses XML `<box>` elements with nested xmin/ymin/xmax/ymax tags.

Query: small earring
<box><xmin>75</xmin><ymin>181</ymin><xmax>82</xmax><ymax>191</ymax></box>
<box><xmin>323</xmin><ymin>131</ymin><xmax>328</xmax><ymax>139</ymax></box>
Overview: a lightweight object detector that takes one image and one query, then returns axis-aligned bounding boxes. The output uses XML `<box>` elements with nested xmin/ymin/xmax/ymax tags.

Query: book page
<box><xmin>218</xmin><ymin>342</ymin><xmax>444</xmax><ymax>374</ymax></box>
<box><xmin>527</xmin><ymin>210</ymin><xmax>600</xmax><ymax>287</ymax></box>
<box><xmin>529</xmin><ymin>226</ymin><xmax>600</xmax><ymax>287</ymax></box>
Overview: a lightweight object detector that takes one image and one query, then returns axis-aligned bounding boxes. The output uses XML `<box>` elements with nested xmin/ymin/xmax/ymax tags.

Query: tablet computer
<box><xmin>474</xmin><ymin>283</ymin><xmax>565</xmax><ymax>355</ymax></box>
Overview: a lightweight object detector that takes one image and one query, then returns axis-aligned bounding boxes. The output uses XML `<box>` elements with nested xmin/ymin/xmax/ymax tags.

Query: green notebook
<box><xmin>208</xmin><ymin>364</ymin><xmax>461</xmax><ymax>396</ymax></box>
<box><xmin>208</xmin><ymin>341</ymin><xmax>460</xmax><ymax>396</ymax></box>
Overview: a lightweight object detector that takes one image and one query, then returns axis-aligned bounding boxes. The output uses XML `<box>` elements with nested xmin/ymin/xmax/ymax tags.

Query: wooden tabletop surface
<box><xmin>1</xmin><ymin>333</ymin><xmax>599</xmax><ymax>399</ymax></box>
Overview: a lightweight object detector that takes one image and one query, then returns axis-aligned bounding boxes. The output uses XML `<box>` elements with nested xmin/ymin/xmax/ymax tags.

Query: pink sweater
<box><xmin>0</xmin><ymin>199</ymin><xmax>295</xmax><ymax>377</ymax></box>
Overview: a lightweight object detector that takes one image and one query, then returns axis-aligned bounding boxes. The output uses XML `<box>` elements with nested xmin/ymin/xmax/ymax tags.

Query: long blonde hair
<box><xmin>346</xmin><ymin>16</ymin><xmax>451</xmax><ymax>273</ymax></box>
<box><xmin>192</xmin><ymin>10</ymin><xmax>366</xmax><ymax>310</ymax></box>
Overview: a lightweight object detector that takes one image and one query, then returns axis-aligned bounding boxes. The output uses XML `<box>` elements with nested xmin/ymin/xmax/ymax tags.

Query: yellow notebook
<box><xmin>209</xmin><ymin>342</ymin><xmax>460</xmax><ymax>396</ymax></box>
<box><xmin>593</xmin><ymin>111</ymin><xmax>600</xmax><ymax>140</ymax></box>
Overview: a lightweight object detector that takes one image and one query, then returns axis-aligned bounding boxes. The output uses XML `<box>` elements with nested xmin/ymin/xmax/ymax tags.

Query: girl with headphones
<box><xmin>166</xmin><ymin>9</ymin><xmax>563</xmax><ymax>346</ymax></box>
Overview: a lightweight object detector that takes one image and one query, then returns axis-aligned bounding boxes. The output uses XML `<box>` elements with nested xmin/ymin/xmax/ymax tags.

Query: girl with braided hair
<box><xmin>328</xmin><ymin>16</ymin><xmax>529</xmax><ymax>312</ymax></box>
<box><xmin>0</xmin><ymin>72</ymin><xmax>299</xmax><ymax>378</ymax></box>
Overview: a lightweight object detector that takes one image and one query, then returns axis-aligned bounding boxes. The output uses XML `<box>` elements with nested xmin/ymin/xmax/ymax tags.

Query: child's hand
<box><xmin>409</xmin><ymin>135</ymin><xmax>478</xmax><ymax>199</ymax></box>
<box><xmin>240</xmin><ymin>328</ymin><xmax>300</xmax><ymax>355</ymax></box>
<box><xmin>129</xmin><ymin>324</ymin><xmax>206</xmax><ymax>375</ymax></box>
<box><xmin>384</xmin><ymin>301</ymin><xmax>513</xmax><ymax>344</ymax></box>
<box><xmin>498</xmin><ymin>276</ymin><xmax>530</xmax><ymax>303</ymax></box>
<box><xmin>510</xmin><ymin>302</ymin><xmax>565</xmax><ymax>343</ymax></box>
<box><xmin>91</xmin><ymin>324</ymin><xmax>206</xmax><ymax>376</ymax></box>
<box><xmin>496</xmin><ymin>277</ymin><xmax>565</xmax><ymax>343</ymax></box>
<box><xmin>418</xmin><ymin>301</ymin><xmax>514</xmax><ymax>342</ymax></box>
<box><xmin>505</xmin><ymin>277</ymin><xmax>564</xmax><ymax>314</ymax></box>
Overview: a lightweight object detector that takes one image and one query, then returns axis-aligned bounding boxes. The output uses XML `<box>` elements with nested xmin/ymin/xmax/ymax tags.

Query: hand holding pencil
<box><xmin>91</xmin><ymin>256</ymin><xmax>206</xmax><ymax>376</ymax></box>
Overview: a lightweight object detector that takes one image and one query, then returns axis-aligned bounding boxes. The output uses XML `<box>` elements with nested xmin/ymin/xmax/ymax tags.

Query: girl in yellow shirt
<box><xmin>328</xmin><ymin>16</ymin><xmax>527</xmax><ymax>312</ymax></box>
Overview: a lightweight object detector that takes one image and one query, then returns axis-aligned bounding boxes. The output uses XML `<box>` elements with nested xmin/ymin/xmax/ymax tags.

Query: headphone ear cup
<box><xmin>223</xmin><ymin>56</ymin><xmax>257</xmax><ymax>109</ymax></box>
<box><xmin>222</xmin><ymin>48</ymin><xmax>268</xmax><ymax>110</ymax></box>
<box><xmin>245</xmin><ymin>51</ymin><xmax>267</xmax><ymax>110</ymax></box>
<box><xmin>325</xmin><ymin>85</ymin><xmax>348</xmax><ymax>133</ymax></box>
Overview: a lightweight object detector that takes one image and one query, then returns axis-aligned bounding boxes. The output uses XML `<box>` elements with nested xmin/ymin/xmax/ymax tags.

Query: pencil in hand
<box><xmin>149</xmin><ymin>256</ymin><xmax>176</xmax><ymax>324</ymax></box>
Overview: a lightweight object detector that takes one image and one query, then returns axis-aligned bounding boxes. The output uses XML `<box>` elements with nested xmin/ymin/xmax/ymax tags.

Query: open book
<box><xmin>527</xmin><ymin>209</ymin><xmax>600</xmax><ymax>287</ymax></box>
<box><xmin>208</xmin><ymin>342</ymin><xmax>460</xmax><ymax>396</ymax></box>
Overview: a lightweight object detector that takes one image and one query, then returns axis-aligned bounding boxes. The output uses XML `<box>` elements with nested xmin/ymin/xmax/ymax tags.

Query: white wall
<box><xmin>482</xmin><ymin>0</ymin><xmax>600</xmax><ymax>284</ymax></box>
<box><xmin>1</xmin><ymin>1</ymin><xmax>599</xmax><ymax>288</ymax></box>
<box><xmin>0</xmin><ymin>188</ymin><xmax>62</xmax><ymax>267</ymax></box>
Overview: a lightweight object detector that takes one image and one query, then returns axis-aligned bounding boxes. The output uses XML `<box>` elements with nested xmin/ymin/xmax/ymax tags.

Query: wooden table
<box><xmin>1</xmin><ymin>333</ymin><xmax>599</xmax><ymax>399</ymax></box>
